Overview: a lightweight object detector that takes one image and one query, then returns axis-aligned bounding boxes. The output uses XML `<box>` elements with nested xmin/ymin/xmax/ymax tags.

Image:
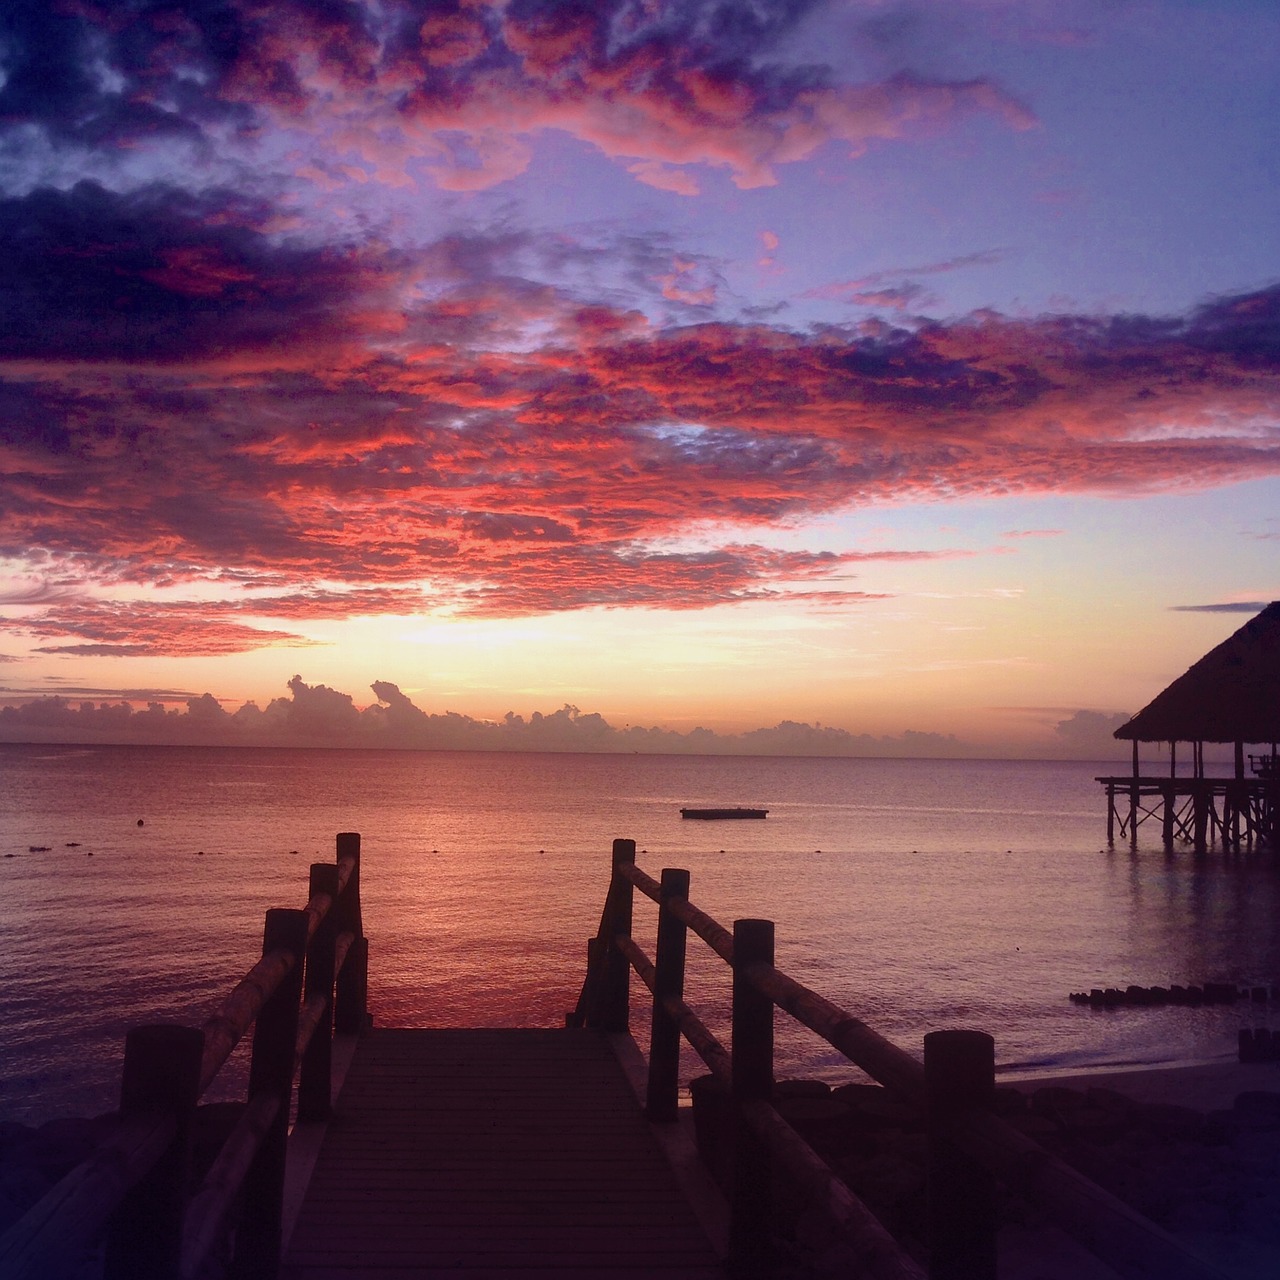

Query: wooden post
<box><xmin>925</xmin><ymin>1029</ymin><xmax>997</xmax><ymax>1280</ymax></box>
<box><xmin>1106</xmin><ymin>781</ymin><xmax>1115</xmax><ymax>845</ymax></box>
<box><xmin>729</xmin><ymin>918</ymin><xmax>774</xmax><ymax>1278</ymax></box>
<box><xmin>1161</xmin><ymin>781</ymin><xmax>1175</xmax><ymax>849</ymax></box>
<box><xmin>335</xmin><ymin>936</ymin><xmax>368</xmax><ymax>1035</ymax></box>
<box><xmin>232</xmin><ymin>907</ymin><xmax>308</xmax><ymax>1280</ymax></box>
<box><xmin>103</xmin><ymin>1024</ymin><xmax>204</xmax><ymax>1280</ymax></box>
<box><xmin>1267</xmin><ymin>746</ymin><xmax>1279</xmax><ymax>849</ymax></box>
<box><xmin>1231</xmin><ymin>747</ymin><xmax>1245</xmax><ymax>850</ymax></box>
<box><xmin>334</xmin><ymin>832</ymin><xmax>367</xmax><ymax>1034</ymax></box>
<box><xmin>645</xmin><ymin>868</ymin><xmax>690</xmax><ymax>1122</ymax></box>
<box><xmin>572</xmin><ymin>935</ymin><xmax>603</xmax><ymax>1028</ymax></box>
<box><xmin>590</xmin><ymin>838</ymin><xmax>635</xmax><ymax>1032</ymax></box>
<box><xmin>298</xmin><ymin>864</ymin><xmax>339</xmax><ymax>1121</ymax></box>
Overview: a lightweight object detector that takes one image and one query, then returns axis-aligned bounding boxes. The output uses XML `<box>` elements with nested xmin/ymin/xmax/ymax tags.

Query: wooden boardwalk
<box><xmin>281</xmin><ymin>1028</ymin><xmax>725</xmax><ymax>1278</ymax></box>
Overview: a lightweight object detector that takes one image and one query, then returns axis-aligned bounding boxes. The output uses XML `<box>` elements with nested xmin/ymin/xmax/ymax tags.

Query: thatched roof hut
<box><xmin>1114</xmin><ymin>603</ymin><xmax>1280</xmax><ymax>756</ymax></box>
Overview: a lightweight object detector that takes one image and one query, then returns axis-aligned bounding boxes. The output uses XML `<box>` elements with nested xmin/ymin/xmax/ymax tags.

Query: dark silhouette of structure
<box><xmin>2</xmin><ymin>836</ymin><xmax>1237</xmax><ymax>1279</ymax></box>
<box><xmin>1100</xmin><ymin>602</ymin><xmax>1280</xmax><ymax>849</ymax></box>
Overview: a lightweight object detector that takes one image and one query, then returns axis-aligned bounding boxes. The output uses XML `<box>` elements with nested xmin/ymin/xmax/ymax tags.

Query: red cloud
<box><xmin>4</xmin><ymin>0</ymin><xmax>1026</xmax><ymax>198</ymax></box>
<box><xmin>452</xmin><ymin>544</ymin><xmax>910</xmax><ymax>617</ymax></box>
<box><xmin>1</xmin><ymin>183</ymin><xmax>1278</xmax><ymax>623</ymax></box>
<box><xmin>145</xmin><ymin>1</ymin><xmax>1034</xmax><ymax>193</ymax></box>
<box><xmin>7</xmin><ymin>603</ymin><xmax>311</xmax><ymax>657</ymax></box>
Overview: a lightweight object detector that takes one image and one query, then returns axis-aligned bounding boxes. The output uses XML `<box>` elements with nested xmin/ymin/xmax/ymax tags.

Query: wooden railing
<box><xmin>0</xmin><ymin>832</ymin><xmax>367</xmax><ymax>1280</ymax></box>
<box><xmin>571</xmin><ymin>838</ymin><xmax>1233</xmax><ymax>1280</ymax></box>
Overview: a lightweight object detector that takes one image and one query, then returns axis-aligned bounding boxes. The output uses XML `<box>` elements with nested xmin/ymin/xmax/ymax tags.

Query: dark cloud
<box><xmin>1053</xmin><ymin>709</ymin><xmax>1132</xmax><ymax>755</ymax></box>
<box><xmin>453</xmin><ymin>544</ymin><xmax>899</xmax><ymax>615</ymax></box>
<box><xmin>0</xmin><ymin>0</ymin><xmax>1270</xmax><ymax>656</ymax></box>
<box><xmin>0</xmin><ymin>182</ymin><xmax>391</xmax><ymax>362</ymax></box>
<box><xmin>1185</xmin><ymin>285</ymin><xmax>1280</xmax><ymax>367</ymax></box>
<box><xmin>0</xmin><ymin>579</ymin><xmax>83</xmax><ymax>605</ymax></box>
<box><xmin>0</xmin><ymin>0</ymin><xmax>234</xmax><ymax>150</ymax></box>
<box><xmin>0</xmin><ymin>589</ymin><xmax>442</xmax><ymax>656</ymax></box>
<box><xmin>0</xmin><ymin>157</ymin><xmax>1277</xmax><ymax>622</ymax></box>
<box><xmin>5</xmin><ymin>602</ymin><xmax>312</xmax><ymax>656</ymax></box>
<box><xmin>463</xmin><ymin>513</ymin><xmax>579</xmax><ymax>543</ymax></box>
<box><xmin>0</xmin><ymin>672</ymin><xmax>982</xmax><ymax>756</ymax></box>
<box><xmin>843</xmin><ymin>283</ymin><xmax>929</xmax><ymax>311</ymax></box>
<box><xmin>0</xmin><ymin>683</ymin><xmax>202</xmax><ymax>700</ymax></box>
<box><xmin>1</xmin><ymin>1</ymin><xmax>1032</xmax><ymax>194</ymax></box>
<box><xmin>804</xmin><ymin>249</ymin><xmax>1007</xmax><ymax>309</ymax></box>
<box><xmin>235</xmin><ymin>587</ymin><xmax>435</xmax><ymax>617</ymax></box>
<box><xmin>1170</xmin><ymin>601</ymin><xmax>1273</xmax><ymax>613</ymax></box>
<box><xmin>32</xmin><ymin>643</ymin><xmax>152</xmax><ymax>656</ymax></box>
<box><xmin>1</xmin><ymin>274</ymin><xmax>1278</xmax><ymax>616</ymax></box>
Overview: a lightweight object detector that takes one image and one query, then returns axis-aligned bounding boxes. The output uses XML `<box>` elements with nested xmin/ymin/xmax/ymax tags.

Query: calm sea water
<box><xmin>2</xmin><ymin>744</ymin><xmax>1278</xmax><ymax>1125</ymax></box>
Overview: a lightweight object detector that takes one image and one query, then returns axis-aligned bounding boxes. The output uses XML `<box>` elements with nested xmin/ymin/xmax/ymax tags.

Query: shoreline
<box><xmin>999</xmin><ymin>1056</ymin><xmax>1280</xmax><ymax>1109</ymax></box>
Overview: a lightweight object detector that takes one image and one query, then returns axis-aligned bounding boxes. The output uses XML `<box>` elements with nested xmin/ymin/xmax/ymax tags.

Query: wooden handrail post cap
<box><xmin>924</xmin><ymin>1029</ymin><xmax>995</xmax><ymax>1108</ymax></box>
<box><xmin>335</xmin><ymin>831</ymin><xmax>362</xmax><ymax>936</ymax></box>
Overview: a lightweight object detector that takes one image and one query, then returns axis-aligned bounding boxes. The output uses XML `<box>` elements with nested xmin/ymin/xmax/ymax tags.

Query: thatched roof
<box><xmin>1114</xmin><ymin>602</ymin><xmax>1280</xmax><ymax>744</ymax></box>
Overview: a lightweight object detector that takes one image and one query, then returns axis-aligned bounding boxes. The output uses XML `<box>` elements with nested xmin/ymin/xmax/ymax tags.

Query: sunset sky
<box><xmin>0</xmin><ymin>0</ymin><xmax>1277</xmax><ymax>756</ymax></box>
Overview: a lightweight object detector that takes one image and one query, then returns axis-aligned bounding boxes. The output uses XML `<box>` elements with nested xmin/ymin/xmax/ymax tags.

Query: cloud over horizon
<box><xmin>3</xmin><ymin>673</ymin><xmax>1119</xmax><ymax>759</ymax></box>
<box><xmin>2</xmin><ymin>184</ymin><xmax>1277</xmax><ymax>647</ymax></box>
<box><xmin>1</xmin><ymin>0</ymin><xmax>1276</xmax><ymax>711</ymax></box>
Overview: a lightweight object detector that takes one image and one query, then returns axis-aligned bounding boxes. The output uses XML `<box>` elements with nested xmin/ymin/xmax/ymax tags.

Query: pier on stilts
<box><xmin>1098</xmin><ymin>748</ymin><xmax>1277</xmax><ymax>852</ymax></box>
<box><xmin>1101</xmin><ymin>602</ymin><xmax>1280</xmax><ymax>852</ymax></box>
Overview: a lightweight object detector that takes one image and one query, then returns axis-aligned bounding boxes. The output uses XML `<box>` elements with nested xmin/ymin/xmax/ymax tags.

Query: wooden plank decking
<box><xmin>281</xmin><ymin>1028</ymin><xmax>725</xmax><ymax>1278</ymax></box>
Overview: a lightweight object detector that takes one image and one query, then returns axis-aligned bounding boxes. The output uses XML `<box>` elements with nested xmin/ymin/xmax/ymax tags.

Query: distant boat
<box><xmin>679</xmin><ymin>807</ymin><xmax>768</xmax><ymax>820</ymax></box>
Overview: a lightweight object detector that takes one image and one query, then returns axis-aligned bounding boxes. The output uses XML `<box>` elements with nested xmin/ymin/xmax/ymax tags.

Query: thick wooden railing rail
<box><xmin>0</xmin><ymin>831</ymin><xmax>367</xmax><ymax>1280</ymax></box>
<box><xmin>571</xmin><ymin>838</ymin><xmax>1232</xmax><ymax>1280</ymax></box>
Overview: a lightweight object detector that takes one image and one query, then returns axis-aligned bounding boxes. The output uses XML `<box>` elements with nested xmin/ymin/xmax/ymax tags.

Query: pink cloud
<box><xmin>6</xmin><ymin>603</ymin><xmax>312</xmax><ymax>657</ymax></box>
<box><xmin>1</xmin><ymin>183</ymin><xmax>1278</xmax><ymax>622</ymax></box>
<box><xmin>627</xmin><ymin>161</ymin><xmax>702</xmax><ymax>196</ymax></box>
<box><xmin>659</xmin><ymin>258</ymin><xmax>718</xmax><ymax>306</ymax></box>
<box><xmin>805</xmin><ymin>250</ymin><xmax>1007</xmax><ymax>305</ymax></box>
<box><xmin>192</xmin><ymin>2</ymin><xmax>1039</xmax><ymax>194</ymax></box>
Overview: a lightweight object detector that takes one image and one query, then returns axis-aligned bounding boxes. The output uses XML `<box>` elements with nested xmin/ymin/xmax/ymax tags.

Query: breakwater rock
<box><xmin>1068</xmin><ymin>982</ymin><xmax>1279</xmax><ymax>1008</ymax></box>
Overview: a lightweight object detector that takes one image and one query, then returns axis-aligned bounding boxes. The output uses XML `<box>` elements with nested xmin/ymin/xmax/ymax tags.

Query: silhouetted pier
<box><xmin>1</xmin><ymin>834</ymin><xmax>1236</xmax><ymax>1280</ymax></box>
<box><xmin>1097</xmin><ymin>772</ymin><xmax>1277</xmax><ymax>850</ymax></box>
<box><xmin>1103</xmin><ymin>602</ymin><xmax>1280</xmax><ymax>851</ymax></box>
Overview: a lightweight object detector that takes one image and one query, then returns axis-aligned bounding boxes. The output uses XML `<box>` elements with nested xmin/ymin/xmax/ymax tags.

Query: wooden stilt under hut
<box><xmin>1099</xmin><ymin>602</ymin><xmax>1280</xmax><ymax>851</ymax></box>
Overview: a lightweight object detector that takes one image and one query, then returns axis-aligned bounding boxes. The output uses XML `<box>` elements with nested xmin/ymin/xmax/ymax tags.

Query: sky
<box><xmin>0</xmin><ymin>0</ymin><xmax>1277</xmax><ymax>757</ymax></box>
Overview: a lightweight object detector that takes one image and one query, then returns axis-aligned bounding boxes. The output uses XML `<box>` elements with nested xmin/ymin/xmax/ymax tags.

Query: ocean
<box><xmin>2</xmin><ymin>743</ymin><xmax>1278</xmax><ymax>1126</ymax></box>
